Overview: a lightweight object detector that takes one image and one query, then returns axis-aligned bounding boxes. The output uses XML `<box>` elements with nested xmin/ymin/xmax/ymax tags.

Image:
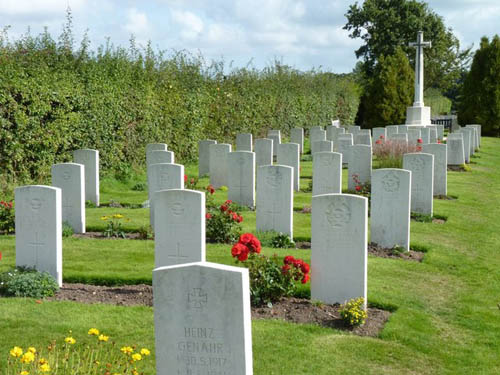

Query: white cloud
<box><xmin>171</xmin><ymin>10</ymin><xmax>203</xmax><ymax>40</ymax></box>
<box><xmin>0</xmin><ymin>0</ymin><xmax>85</xmax><ymax>16</ymax></box>
<box><xmin>124</xmin><ymin>8</ymin><xmax>150</xmax><ymax>36</ymax></box>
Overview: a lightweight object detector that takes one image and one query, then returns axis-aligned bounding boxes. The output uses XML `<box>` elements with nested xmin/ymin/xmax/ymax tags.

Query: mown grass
<box><xmin>2</xmin><ymin>138</ymin><xmax>500</xmax><ymax>374</ymax></box>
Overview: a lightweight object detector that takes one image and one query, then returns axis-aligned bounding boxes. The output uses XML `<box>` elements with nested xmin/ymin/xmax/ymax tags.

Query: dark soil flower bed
<box><xmin>48</xmin><ymin>284</ymin><xmax>390</xmax><ymax>337</ymax></box>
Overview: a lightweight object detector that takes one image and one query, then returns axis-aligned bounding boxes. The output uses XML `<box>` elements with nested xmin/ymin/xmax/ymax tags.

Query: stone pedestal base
<box><xmin>406</xmin><ymin>106</ymin><xmax>431</xmax><ymax>126</ymax></box>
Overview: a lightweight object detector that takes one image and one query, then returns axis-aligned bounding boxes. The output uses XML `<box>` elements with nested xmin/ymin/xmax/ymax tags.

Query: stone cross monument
<box><xmin>406</xmin><ymin>31</ymin><xmax>432</xmax><ymax>126</ymax></box>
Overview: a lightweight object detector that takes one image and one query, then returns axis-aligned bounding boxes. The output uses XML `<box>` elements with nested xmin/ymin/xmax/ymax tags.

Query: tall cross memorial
<box><xmin>406</xmin><ymin>31</ymin><xmax>432</xmax><ymax>127</ymax></box>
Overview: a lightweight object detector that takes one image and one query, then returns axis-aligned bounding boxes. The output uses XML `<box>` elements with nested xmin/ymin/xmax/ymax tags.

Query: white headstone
<box><xmin>311</xmin><ymin>194</ymin><xmax>367</xmax><ymax>306</ymax></box>
<box><xmin>466</xmin><ymin>126</ymin><xmax>478</xmax><ymax>152</ymax></box>
<box><xmin>313</xmin><ymin>152</ymin><xmax>342</xmax><ymax>196</ymax></box>
<box><xmin>255</xmin><ymin>138</ymin><xmax>273</xmax><ymax>167</ymax></box>
<box><xmin>51</xmin><ymin>163</ymin><xmax>85</xmax><ymax>234</ymax></box>
<box><xmin>277</xmin><ymin>143</ymin><xmax>300</xmax><ymax>192</ymax></box>
<box><xmin>73</xmin><ymin>149</ymin><xmax>99</xmax><ymax>206</ymax></box>
<box><xmin>372</xmin><ymin>128</ymin><xmax>386</xmax><ymax>144</ymax></box>
<box><xmin>354</xmin><ymin>132</ymin><xmax>372</xmax><ymax>146</ymax></box>
<box><xmin>420</xmin><ymin>127</ymin><xmax>430</xmax><ymax>144</ymax></box>
<box><xmin>312</xmin><ymin>140</ymin><xmax>333</xmax><ymax>153</ymax></box>
<box><xmin>371</xmin><ymin>169</ymin><xmax>411</xmax><ymax>251</ymax></box>
<box><xmin>436</xmin><ymin>125</ymin><xmax>445</xmax><ymax>141</ymax></box>
<box><xmin>256</xmin><ymin>165</ymin><xmax>293</xmax><ymax>237</ymax></box>
<box><xmin>148</xmin><ymin>150</ymin><xmax>174</xmax><ymax>165</ymax></box>
<box><xmin>290</xmin><ymin>128</ymin><xmax>304</xmax><ymax>153</ymax></box>
<box><xmin>386</xmin><ymin>125</ymin><xmax>399</xmax><ymax>137</ymax></box>
<box><xmin>153</xmin><ymin>262</ymin><xmax>252</xmax><ymax>375</ymax></box>
<box><xmin>398</xmin><ymin>125</ymin><xmax>409</xmax><ymax>134</ymax></box>
<box><xmin>146</xmin><ymin>143</ymin><xmax>168</xmax><ymax>166</ymax></box>
<box><xmin>422</xmin><ymin>143</ymin><xmax>447</xmax><ymax>196</ymax></box>
<box><xmin>154</xmin><ymin>189</ymin><xmax>205</xmax><ymax>268</ymax></box>
<box><xmin>390</xmin><ymin>133</ymin><xmax>409</xmax><ymax>145</ymax></box>
<box><xmin>148</xmin><ymin>163</ymin><xmax>184</xmax><ymax>226</ymax></box>
<box><xmin>267</xmin><ymin>130</ymin><xmax>281</xmax><ymax>157</ymax></box>
<box><xmin>456</xmin><ymin>130</ymin><xmax>471</xmax><ymax>163</ymax></box>
<box><xmin>228</xmin><ymin>151</ymin><xmax>255</xmax><ymax>208</ymax></box>
<box><xmin>236</xmin><ymin>133</ymin><xmax>253</xmax><ymax>152</ymax></box>
<box><xmin>338</xmin><ymin>134</ymin><xmax>354</xmax><ymax>165</ymax></box>
<box><xmin>446</xmin><ymin>137</ymin><xmax>465</xmax><ymax>165</ymax></box>
<box><xmin>348</xmin><ymin>125</ymin><xmax>361</xmax><ymax>135</ymax></box>
<box><xmin>461</xmin><ymin>127</ymin><xmax>475</xmax><ymax>157</ymax></box>
<box><xmin>15</xmin><ymin>185</ymin><xmax>62</xmax><ymax>287</ymax></box>
<box><xmin>403</xmin><ymin>153</ymin><xmax>434</xmax><ymax>215</ymax></box>
<box><xmin>408</xmin><ymin>128</ymin><xmax>421</xmax><ymax>145</ymax></box>
<box><xmin>327</xmin><ymin>127</ymin><xmax>345</xmax><ymax>151</ymax></box>
<box><xmin>209</xmin><ymin>144</ymin><xmax>232</xmax><ymax>188</ymax></box>
<box><xmin>348</xmin><ymin>145</ymin><xmax>372</xmax><ymax>191</ymax></box>
<box><xmin>466</xmin><ymin>124</ymin><xmax>481</xmax><ymax>147</ymax></box>
<box><xmin>198</xmin><ymin>140</ymin><xmax>217</xmax><ymax>177</ymax></box>
<box><xmin>310</xmin><ymin>129</ymin><xmax>326</xmax><ymax>154</ymax></box>
<box><xmin>429</xmin><ymin>127</ymin><xmax>438</xmax><ymax>143</ymax></box>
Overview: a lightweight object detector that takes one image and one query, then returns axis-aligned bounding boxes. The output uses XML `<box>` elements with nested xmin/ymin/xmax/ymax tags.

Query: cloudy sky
<box><xmin>1</xmin><ymin>0</ymin><xmax>498</xmax><ymax>73</ymax></box>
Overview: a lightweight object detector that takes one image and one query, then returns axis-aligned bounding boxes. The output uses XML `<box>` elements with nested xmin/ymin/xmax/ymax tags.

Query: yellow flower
<box><xmin>10</xmin><ymin>346</ymin><xmax>23</xmax><ymax>357</ymax></box>
<box><xmin>112</xmin><ymin>214</ymin><xmax>124</xmax><ymax>219</ymax></box>
<box><xmin>39</xmin><ymin>358</ymin><xmax>48</xmax><ymax>365</ymax></box>
<box><xmin>88</xmin><ymin>328</ymin><xmax>100</xmax><ymax>336</ymax></box>
<box><xmin>21</xmin><ymin>371</ymin><xmax>29</xmax><ymax>375</ymax></box>
<box><xmin>64</xmin><ymin>337</ymin><xmax>76</xmax><ymax>345</ymax></box>
<box><xmin>20</xmin><ymin>351</ymin><xmax>35</xmax><ymax>363</ymax></box>
<box><xmin>100</xmin><ymin>216</ymin><xmax>109</xmax><ymax>221</ymax></box>
<box><xmin>131</xmin><ymin>353</ymin><xmax>142</xmax><ymax>362</ymax></box>
<box><xmin>39</xmin><ymin>363</ymin><xmax>51</xmax><ymax>372</ymax></box>
<box><xmin>28</xmin><ymin>347</ymin><xmax>36</xmax><ymax>354</ymax></box>
<box><xmin>120</xmin><ymin>346</ymin><xmax>133</xmax><ymax>354</ymax></box>
<box><xmin>98</xmin><ymin>334</ymin><xmax>109</xmax><ymax>342</ymax></box>
<box><xmin>140</xmin><ymin>348</ymin><xmax>150</xmax><ymax>356</ymax></box>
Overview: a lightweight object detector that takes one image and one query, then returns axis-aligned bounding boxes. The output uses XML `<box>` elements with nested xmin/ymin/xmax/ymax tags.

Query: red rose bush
<box><xmin>231</xmin><ymin>233</ymin><xmax>310</xmax><ymax>306</ymax></box>
<box><xmin>205</xmin><ymin>186</ymin><xmax>243</xmax><ymax>243</ymax></box>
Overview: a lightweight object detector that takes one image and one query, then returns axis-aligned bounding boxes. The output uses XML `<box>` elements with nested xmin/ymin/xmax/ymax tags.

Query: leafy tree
<box><xmin>356</xmin><ymin>48</ymin><xmax>414</xmax><ymax>128</ymax></box>
<box><xmin>344</xmin><ymin>0</ymin><xmax>471</xmax><ymax>93</ymax></box>
<box><xmin>458</xmin><ymin>36</ymin><xmax>500</xmax><ymax>136</ymax></box>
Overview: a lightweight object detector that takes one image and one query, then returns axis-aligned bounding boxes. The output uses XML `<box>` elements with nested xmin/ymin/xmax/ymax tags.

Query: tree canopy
<box><xmin>458</xmin><ymin>35</ymin><xmax>500</xmax><ymax>136</ymax></box>
<box><xmin>344</xmin><ymin>0</ymin><xmax>471</xmax><ymax>93</ymax></box>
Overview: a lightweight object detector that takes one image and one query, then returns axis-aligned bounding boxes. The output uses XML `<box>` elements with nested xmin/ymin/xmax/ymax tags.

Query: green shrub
<box><xmin>257</xmin><ymin>231</ymin><xmax>295</xmax><ymax>249</ymax></box>
<box><xmin>0</xmin><ymin>200</ymin><xmax>15</xmax><ymax>233</ymax></box>
<box><xmin>339</xmin><ymin>297</ymin><xmax>367</xmax><ymax>327</ymax></box>
<box><xmin>0</xmin><ymin>267</ymin><xmax>59</xmax><ymax>298</ymax></box>
<box><xmin>131</xmin><ymin>182</ymin><xmax>147</xmax><ymax>191</ymax></box>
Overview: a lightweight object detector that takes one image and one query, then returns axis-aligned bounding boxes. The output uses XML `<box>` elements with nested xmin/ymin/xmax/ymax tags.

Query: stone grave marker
<box><xmin>398</xmin><ymin>125</ymin><xmax>409</xmax><ymax>134</ymax></box>
<box><xmin>311</xmin><ymin>194</ymin><xmax>367</xmax><ymax>306</ymax></box>
<box><xmin>429</xmin><ymin>127</ymin><xmax>438</xmax><ymax>143</ymax></box>
<box><xmin>73</xmin><ymin>149</ymin><xmax>99</xmax><ymax>206</ymax></box>
<box><xmin>310</xmin><ymin>129</ymin><xmax>326</xmax><ymax>155</ymax></box>
<box><xmin>354</xmin><ymin>132</ymin><xmax>372</xmax><ymax>146</ymax></box>
<box><xmin>148</xmin><ymin>163</ymin><xmax>184</xmax><ymax>226</ymax></box>
<box><xmin>209</xmin><ymin>143</ymin><xmax>232</xmax><ymax>188</ymax></box>
<box><xmin>390</xmin><ymin>133</ymin><xmax>409</xmax><ymax>146</ymax></box>
<box><xmin>51</xmin><ymin>163</ymin><xmax>85</xmax><ymax>234</ymax></box>
<box><xmin>312</xmin><ymin>140</ymin><xmax>333</xmax><ymax>153</ymax></box>
<box><xmin>198</xmin><ymin>140</ymin><xmax>217</xmax><ymax>177</ymax></box>
<box><xmin>312</xmin><ymin>152</ymin><xmax>342</xmax><ymax>195</ymax></box>
<box><xmin>267</xmin><ymin>130</ymin><xmax>281</xmax><ymax>157</ymax></box>
<box><xmin>277</xmin><ymin>143</ymin><xmax>300</xmax><ymax>191</ymax></box>
<box><xmin>153</xmin><ymin>262</ymin><xmax>252</xmax><ymax>375</ymax></box>
<box><xmin>348</xmin><ymin>145</ymin><xmax>372</xmax><ymax>191</ymax></box>
<box><xmin>455</xmin><ymin>131</ymin><xmax>470</xmax><ymax>163</ymax></box>
<box><xmin>236</xmin><ymin>133</ymin><xmax>253</xmax><ymax>152</ymax></box>
<box><xmin>290</xmin><ymin>127</ymin><xmax>304</xmax><ymax>153</ymax></box>
<box><xmin>403</xmin><ymin>153</ymin><xmax>434</xmax><ymax>215</ymax></box>
<box><xmin>386</xmin><ymin>125</ymin><xmax>399</xmax><ymax>137</ymax></box>
<box><xmin>420</xmin><ymin>127</ymin><xmax>430</xmax><ymax>144</ymax></box>
<box><xmin>446</xmin><ymin>136</ymin><xmax>465</xmax><ymax>165</ymax></box>
<box><xmin>255</xmin><ymin>138</ymin><xmax>273</xmax><ymax>167</ymax></box>
<box><xmin>347</xmin><ymin>125</ymin><xmax>361</xmax><ymax>135</ymax></box>
<box><xmin>327</xmin><ymin>127</ymin><xmax>345</xmax><ymax>151</ymax></box>
<box><xmin>466</xmin><ymin>126</ymin><xmax>478</xmax><ymax>152</ymax></box>
<box><xmin>148</xmin><ymin>150</ymin><xmax>174</xmax><ymax>165</ymax></box>
<box><xmin>422</xmin><ymin>143</ymin><xmax>447</xmax><ymax>196</ymax></box>
<box><xmin>154</xmin><ymin>189</ymin><xmax>205</xmax><ymax>268</ymax></box>
<box><xmin>338</xmin><ymin>133</ymin><xmax>354</xmax><ymax>166</ymax></box>
<box><xmin>256</xmin><ymin>165</ymin><xmax>293</xmax><ymax>237</ymax></box>
<box><xmin>372</xmin><ymin>127</ymin><xmax>386</xmax><ymax>144</ymax></box>
<box><xmin>15</xmin><ymin>185</ymin><xmax>63</xmax><ymax>287</ymax></box>
<box><xmin>146</xmin><ymin>143</ymin><xmax>168</xmax><ymax>166</ymax></box>
<box><xmin>436</xmin><ymin>125</ymin><xmax>444</xmax><ymax>141</ymax></box>
<box><xmin>466</xmin><ymin>124</ymin><xmax>481</xmax><ymax>147</ymax></box>
<box><xmin>228</xmin><ymin>151</ymin><xmax>255</xmax><ymax>208</ymax></box>
<box><xmin>371</xmin><ymin>169</ymin><xmax>411</xmax><ymax>251</ymax></box>
<box><xmin>408</xmin><ymin>128</ymin><xmax>421</xmax><ymax>145</ymax></box>
<box><xmin>461</xmin><ymin>127</ymin><xmax>475</xmax><ymax>157</ymax></box>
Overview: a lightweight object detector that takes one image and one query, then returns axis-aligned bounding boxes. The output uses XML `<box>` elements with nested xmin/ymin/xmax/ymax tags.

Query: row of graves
<box><xmin>14</xmin><ymin>122</ymin><xmax>481</xmax><ymax>374</ymax></box>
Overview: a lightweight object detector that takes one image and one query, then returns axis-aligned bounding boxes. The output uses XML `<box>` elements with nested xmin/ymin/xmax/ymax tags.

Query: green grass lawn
<box><xmin>2</xmin><ymin>138</ymin><xmax>500</xmax><ymax>373</ymax></box>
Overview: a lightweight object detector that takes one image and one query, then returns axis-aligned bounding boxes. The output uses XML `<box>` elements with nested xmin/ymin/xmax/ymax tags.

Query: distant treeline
<box><xmin>0</xmin><ymin>24</ymin><xmax>359</xmax><ymax>182</ymax></box>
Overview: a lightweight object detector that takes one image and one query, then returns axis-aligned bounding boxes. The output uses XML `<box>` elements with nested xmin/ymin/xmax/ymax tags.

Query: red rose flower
<box><xmin>375</xmin><ymin>140</ymin><xmax>382</xmax><ymax>145</ymax></box>
<box><xmin>184</xmin><ymin>174</ymin><xmax>188</xmax><ymax>182</ymax></box>
<box><xmin>231</xmin><ymin>243</ymin><xmax>247</xmax><ymax>258</ymax></box>
<box><xmin>236</xmin><ymin>215</ymin><xmax>243</xmax><ymax>223</ymax></box>
<box><xmin>355</xmin><ymin>185</ymin><xmax>362</xmax><ymax>192</ymax></box>
<box><xmin>248</xmin><ymin>237</ymin><xmax>262</xmax><ymax>254</ymax></box>
<box><xmin>207</xmin><ymin>185</ymin><xmax>215</xmax><ymax>194</ymax></box>
<box><xmin>281</xmin><ymin>264</ymin><xmax>291</xmax><ymax>274</ymax></box>
<box><xmin>232</xmin><ymin>212</ymin><xmax>239</xmax><ymax>221</ymax></box>
<box><xmin>220</xmin><ymin>204</ymin><xmax>228</xmax><ymax>212</ymax></box>
<box><xmin>417</xmin><ymin>138</ymin><xmax>423</xmax><ymax>144</ymax></box>
<box><xmin>300</xmin><ymin>262</ymin><xmax>310</xmax><ymax>274</ymax></box>
<box><xmin>225</xmin><ymin>200</ymin><xmax>232</xmax><ymax>205</ymax></box>
<box><xmin>0</xmin><ymin>251</ymin><xmax>2</xmax><ymax>261</ymax></box>
<box><xmin>205</xmin><ymin>213</ymin><xmax>212</xmax><ymax>220</ymax></box>
<box><xmin>284</xmin><ymin>255</ymin><xmax>295</xmax><ymax>265</ymax></box>
<box><xmin>237</xmin><ymin>247</ymin><xmax>250</xmax><ymax>261</ymax></box>
<box><xmin>301</xmin><ymin>274</ymin><xmax>310</xmax><ymax>284</ymax></box>
<box><xmin>379</xmin><ymin>135</ymin><xmax>385</xmax><ymax>139</ymax></box>
<box><xmin>417</xmin><ymin>146</ymin><xmax>422</xmax><ymax>151</ymax></box>
<box><xmin>239</xmin><ymin>233</ymin><xmax>254</xmax><ymax>245</ymax></box>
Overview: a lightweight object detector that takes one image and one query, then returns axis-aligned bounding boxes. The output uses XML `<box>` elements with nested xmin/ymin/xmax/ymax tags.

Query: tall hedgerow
<box><xmin>0</xmin><ymin>19</ymin><xmax>359</xmax><ymax>184</ymax></box>
<box><xmin>458</xmin><ymin>35</ymin><xmax>500</xmax><ymax>136</ymax></box>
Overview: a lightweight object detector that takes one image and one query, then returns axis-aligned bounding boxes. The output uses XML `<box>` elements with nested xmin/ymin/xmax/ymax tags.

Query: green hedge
<box><xmin>0</xmin><ymin>28</ymin><xmax>359</xmax><ymax>183</ymax></box>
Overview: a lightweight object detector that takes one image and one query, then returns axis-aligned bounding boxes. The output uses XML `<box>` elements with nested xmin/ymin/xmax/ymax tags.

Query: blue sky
<box><xmin>1</xmin><ymin>0</ymin><xmax>499</xmax><ymax>73</ymax></box>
